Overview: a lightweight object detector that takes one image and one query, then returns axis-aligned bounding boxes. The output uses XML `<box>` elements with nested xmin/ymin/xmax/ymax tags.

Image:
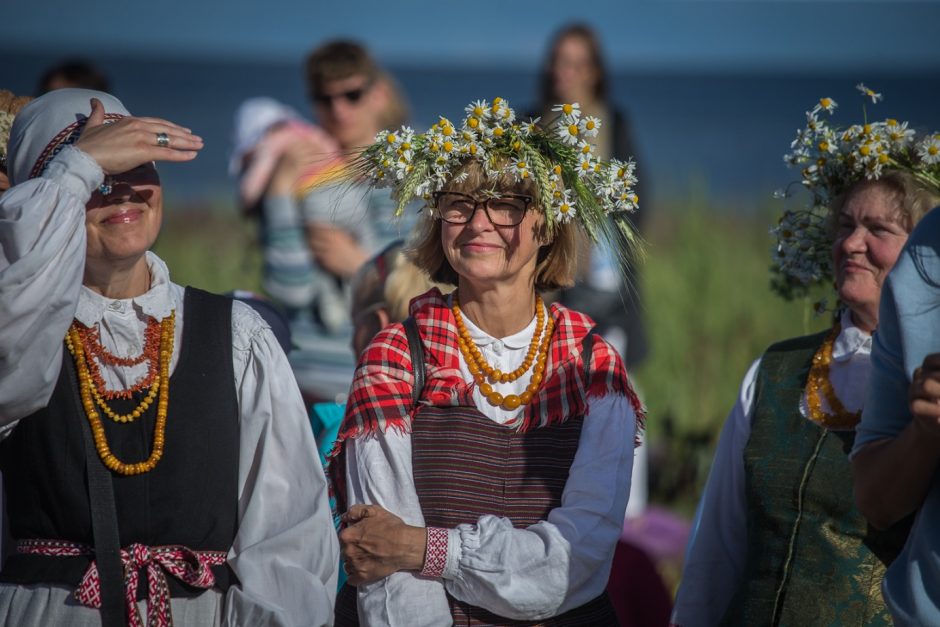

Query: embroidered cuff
<box><xmin>43</xmin><ymin>146</ymin><xmax>104</xmax><ymax>203</ymax></box>
<box><xmin>420</xmin><ymin>527</ymin><xmax>449</xmax><ymax>578</ymax></box>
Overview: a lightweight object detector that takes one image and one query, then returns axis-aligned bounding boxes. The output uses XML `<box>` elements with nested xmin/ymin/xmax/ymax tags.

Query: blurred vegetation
<box><xmin>154</xmin><ymin>193</ymin><xmax>830</xmax><ymax>516</ymax></box>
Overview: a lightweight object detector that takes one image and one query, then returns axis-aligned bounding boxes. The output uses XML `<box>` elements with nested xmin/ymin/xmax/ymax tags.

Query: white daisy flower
<box><xmin>510</xmin><ymin>157</ymin><xmax>531</xmax><ymax>181</ymax></box>
<box><xmin>556</xmin><ymin>118</ymin><xmax>582</xmax><ymax>146</ymax></box>
<box><xmin>856</xmin><ymin>83</ymin><xmax>883</xmax><ymax>104</ymax></box>
<box><xmin>917</xmin><ymin>135</ymin><xmax>940</xmax><ymax>165</ymax></box>
<box><xmin>551</xmin><ymin>102</ymin><xmax>581</xmax><ymax>120</ymax></box>
<box><xmin>465</xmin><ymin>100</ymin><xmax>491</xmax><ymax>120</ymax></box>
<box><xmin>554</xmin><ymin>190</ymin><xmax>577</xmax><ymax>223</ymax></box>
<box><xmin>579</xmin><ymin>115</ymin><xmax>602</xmax><ymax>137</ymax></box>
<box><xmin>520</xmin><ymin>117</ymin><xmax>541</xmax><ymax>136</ymax></box>
<box><xmin>817</xmin><ymin>97</ymin><xmax>838</xmax><ymax>114</ymax></box>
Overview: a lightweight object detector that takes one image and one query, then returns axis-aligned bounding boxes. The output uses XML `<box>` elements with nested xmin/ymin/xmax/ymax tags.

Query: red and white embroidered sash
<box><xmin>17</xmin><ymin>539</ymin><xmax>227</xmax><ymax>627</ymax></box>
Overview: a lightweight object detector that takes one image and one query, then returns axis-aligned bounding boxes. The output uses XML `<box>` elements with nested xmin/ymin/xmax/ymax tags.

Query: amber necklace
<box><xmin>64</xmin><ymin>311</ymin><xmax>175</xmax><ymax>475</ymax></box>
<box><xmin>74</xmin><ymin>317</ymin><xmax>162</xmax><ymax>399</ymax></box>
<box><xmin>806</xmin><ymin>322</ymin><xmax>862</xmax><ymax>430</ymax></box>
<box><xmin>453</xmin><ymin>293</ymin><xmax>554</xmax><ymax>410</ymax></box>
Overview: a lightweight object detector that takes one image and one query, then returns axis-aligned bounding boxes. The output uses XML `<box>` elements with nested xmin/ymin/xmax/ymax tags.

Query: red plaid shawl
<box><xmin>327</xmin><ymin>287</ymin><xmax>645</xmax><ymax>515</ymax></box>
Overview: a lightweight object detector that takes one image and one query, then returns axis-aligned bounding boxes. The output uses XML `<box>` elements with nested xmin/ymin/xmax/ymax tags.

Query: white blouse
<box><xmin>0</xmin><ymin>146</ymin><xmax>338</xmax><ymax>626</ymax></box>
<box><xmin>347</xmin><ymin>304</ymin><xmax>637</xmax><ymax>625</ymax></box>
<box><xmin>671</xmin><ymin>311</ymin><xmax>872</xmax><ymax>627</ymax></box>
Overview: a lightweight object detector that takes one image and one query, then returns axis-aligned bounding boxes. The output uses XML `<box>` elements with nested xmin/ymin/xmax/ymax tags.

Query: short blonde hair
<box><xmin>406</xmin><ymin>160</ymin><xmax>581</xmax><ymax>291</ymax></box>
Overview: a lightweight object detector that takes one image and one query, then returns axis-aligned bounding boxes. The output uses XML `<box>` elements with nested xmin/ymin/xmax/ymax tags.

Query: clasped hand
<box><xmin>339</xmin><ymin>504</ymin><xmax>427</xmax><ymax>586</ymax></box>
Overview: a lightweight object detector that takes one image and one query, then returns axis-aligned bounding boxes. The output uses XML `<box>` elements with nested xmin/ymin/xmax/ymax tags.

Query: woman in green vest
<box><xmin>672</xmin><ymin>86</ymin><xmax>940</xmax><ymax>626</ymax></box>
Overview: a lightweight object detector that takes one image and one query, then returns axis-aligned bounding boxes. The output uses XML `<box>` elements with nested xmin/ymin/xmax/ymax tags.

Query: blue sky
<box><xmin>4</xmin><ymin>0</ymin><xmax>940</xmax><ymax>72</ymax></box>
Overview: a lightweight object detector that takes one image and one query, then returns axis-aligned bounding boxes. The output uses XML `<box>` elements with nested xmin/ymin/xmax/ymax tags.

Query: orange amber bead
<box><xmin>502</xmin><ymin>394</ymin><xmax>522</xmax><ymax>410</ymax></box>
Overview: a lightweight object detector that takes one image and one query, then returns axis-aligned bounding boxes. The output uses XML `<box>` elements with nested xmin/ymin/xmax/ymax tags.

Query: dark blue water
<box><xmin>4</xmin><ymin>50</ymin><xmax>940</xmax><ymax>210</ymax></box>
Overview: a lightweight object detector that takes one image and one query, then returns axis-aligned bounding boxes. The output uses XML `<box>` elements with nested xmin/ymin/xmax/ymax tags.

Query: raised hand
<box><xmin>75</xmin><ymin>98</ymin><xmax>204</xmax><ymax>174</ymax></box>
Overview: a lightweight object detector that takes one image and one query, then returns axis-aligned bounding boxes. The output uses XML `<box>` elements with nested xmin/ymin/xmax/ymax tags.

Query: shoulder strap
<box><xmin>66</xmin><ymin>357</ymin><xmax>126</xmax><ymax>627</ymax></box>
<box><xmin>581</xmin><ymin>328</ymin><xmax>597</xmax><ymax>381</ymax></box>
<box><xmin>403</xmin><ymin>317</ymin><xmax>425</xmax><ymax>406</ymax></box>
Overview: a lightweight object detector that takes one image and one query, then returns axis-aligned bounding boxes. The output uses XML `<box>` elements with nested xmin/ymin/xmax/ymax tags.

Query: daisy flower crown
<box><xmin>354</xmin><ymin>97</ymin><xmax>642</xmax><ymax>263</ymax></box>
<box><xmin>770</xmin><ymin>83</ymin><xmax>940</xmax><ymax>301</ymax></box>
<box><xmin>0</xmin><ymin>110</ymin><xmax>15</xmax><ymax>166</ymax></box>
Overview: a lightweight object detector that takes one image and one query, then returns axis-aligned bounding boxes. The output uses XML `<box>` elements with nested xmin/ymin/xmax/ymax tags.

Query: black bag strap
<box><xmin>402</xmin><ymin>317</ymin><xmax>425</xmax><ymax>406</ymax></box>
<box><xmin>66</xmin><ymin>358</ymin><xmax>127</xmax><ymax>627</ymax></box>
<box><xmin>582</xmin><ymin>328</ymin><xmax>597</xmax><ymax>380</ymax></box>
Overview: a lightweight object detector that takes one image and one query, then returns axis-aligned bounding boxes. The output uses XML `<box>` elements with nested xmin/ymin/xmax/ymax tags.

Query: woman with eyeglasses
<box><xmin>327</xmin><ymin>97</ymin><xmax>645</xmax><ymax>626</ymax></box>
<box><xmin>0</xmin><ymin>89</ymin><xmax>337</xmax><ymax>626</ymax></box>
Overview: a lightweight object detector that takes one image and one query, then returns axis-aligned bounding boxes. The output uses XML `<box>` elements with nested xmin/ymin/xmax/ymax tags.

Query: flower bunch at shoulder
<box><xmin>771</xmin><ymin>83</ymin><xmax>940</xmax><ymax>301</ymax></box>
<box><xmin>356</xmin><ymin>96</ymin><xmax>639</xmax><ymax>237</ymax></box>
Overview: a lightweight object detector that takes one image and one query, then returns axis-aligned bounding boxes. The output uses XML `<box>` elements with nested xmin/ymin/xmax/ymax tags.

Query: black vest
<box><xmin>0</xmin><ymin>287</ymin><xmax>239</xmax><ymax>597</ymax></box>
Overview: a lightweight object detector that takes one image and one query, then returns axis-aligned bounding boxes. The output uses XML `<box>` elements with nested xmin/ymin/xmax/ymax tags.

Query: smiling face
<box><xmin>440</xmin><ymin>186</ymin><xmax>545</xmax><ymax>292</ymax></box>
<box><xmin>832</xmin><ymin>181</ymin><xmax>909</xmax><ymax>331</ymax></box>
<box><xmin>84</xmin><ymin>163</ymin><xmax>163</xmax><ymax>270</ymax></box>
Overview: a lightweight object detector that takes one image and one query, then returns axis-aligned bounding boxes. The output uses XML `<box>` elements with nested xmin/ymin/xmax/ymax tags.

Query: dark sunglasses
<box><xmin>312</xmin><ymin>81</ymin><xmax>374</xmax><ymax>107</ymax></box>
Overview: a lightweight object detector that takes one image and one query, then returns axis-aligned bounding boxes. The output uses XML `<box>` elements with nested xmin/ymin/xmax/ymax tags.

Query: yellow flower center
<box><xmin>443</xmin><ymin>141</ymin><xmax>454</xmax><ymax>152</ymax></box>
<box><xmin>581</xmin><ymin>145</ymin><xmax>591</xmax><ymax>154</ymax></box>
<box><xmin>820</xmin><ymin>97</ymin><xmax>832</xmax><ymax>109</ymax></box>
<box><xmin>493</xmin><ymin>127</ymin><xmax>504</xmax><ymax>137</ymax></box>
<box><xmin>929</xmin><ymin>146</ymin><xmax>939</xmax><ymax>156</ymax></box>
<box><xmin>512</xmin><ymin>140</ymin><xmax>522</xmax><ymax>151</ymax></box>
<box><xmin>878</xmin><ymin>153</ymin><xmax>889</xmax><ymax>164</ymax></box>
<box><xmin>560</xmin><ymin>203</ymin><xmax>570</xmax><ymax>213</ymax></box>
<box><xmin>863</xmin><ymin>124</ymin><xmax>872</xmax><ymax>134</ymax></box>
<box><xmin>887</xmin><ymin>118</ymin><xmax>898</xmax><ymax>126</ymax></box>
<box><xmin>473</xmin><ymin>106</ymin><xmax>483</xmax><ymax>117</ymax></box>
<box><xmin>442</xmin><ymin>125</ymin><xmax>454</xmax><ymax>137</ymax></box>
<box><xmin>553</xmin><ymin>165</ymin><xmax>562</xmax><ymax>175</ymax></box>
<box><xmin>562</xmin><ymin>104</ymin><xmax>573</xmax><ymax>115</ymax></box>
<box><xmin>585</xmin><ymin>120</ymin><xmax>596</xmax><ymax>130</ymax></box>
<box><xmin>468</xmin><ymin>117</ymin><xmax>479</xmax><ymax>129</ymax></box>
<box><xmin>859</xmin><ymin>145</ymin><xmax>871</xmax><ymax>156</ymax></box>
<box><xmin>401</xmin><ymin>142</ymin><xmax>411</xmax><ymax>150</ymax></box>
<box><xmin>386</xmin><ymin>134</ymin><xmax>397</xmax><ymax>144</ymax></box>
<box><xmin>516</xmin><ymin>161</ymin><xmax>527</xmax><ymax>169</ymax></box>
<box><xmin>493</xmin><ymin>97</ymin><xmax>503</xmax><ymax>106</ymax></box>
<box><xmin>469</xmin><ymin>144</ymin><xmax>478</xmax><ymax>155</ymax></box>
<box><xmin>617</xmin><ymin>168</ymin><xmax>625</xmax><ymax>178</ymax></box>
<box><xmin>568</xmin><ymin>124</ymin><xmax>579</xmax><ymax>136</ymax></box>
<box><xmin>818</xmin><ymin>141</ymin><xmax>829</xmax><ymax>152</ymax></box>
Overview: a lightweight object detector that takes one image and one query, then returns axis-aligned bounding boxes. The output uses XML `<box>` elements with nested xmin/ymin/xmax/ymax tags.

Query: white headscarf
<box><xmin>7</xmin><ymin>88</ymin><xmax>130</xmax><ymax>185</ymax></box>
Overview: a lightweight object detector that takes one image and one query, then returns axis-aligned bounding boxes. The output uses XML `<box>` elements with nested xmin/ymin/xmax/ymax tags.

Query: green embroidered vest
<box><xmin>721</xmin><ymin>330</ymin><xmax>910</xmax><ymax>627</ymax></box>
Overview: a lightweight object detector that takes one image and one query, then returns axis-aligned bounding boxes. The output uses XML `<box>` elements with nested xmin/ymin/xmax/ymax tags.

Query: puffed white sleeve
<box><xmin>0</xmin><ymin>146</ymin><xmax>100</xmax><ymax>426</ymax></box>
<box><xmin>438</xmin><ymin>394</ymin><xmax>636</xmax><ymax>620</ymax></box>
<box><xmin>223</xmin><ymin>302</ymin><xmax>339</xmax><ymax>627</ymax></box>
<box><xmin>670</xmin><ymin>358</ymin><xmax>760</xmax><ymax>627</ymax></box>
<box><xmin>345</xmin><ymin>421</ymin><xmax>454</xmax><ymax>626</ymax></box>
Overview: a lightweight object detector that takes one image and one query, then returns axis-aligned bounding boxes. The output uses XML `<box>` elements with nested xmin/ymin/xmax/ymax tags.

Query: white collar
<box><xmin>74</xmin><ymin>252</ymin><xmax>175</xmax><ymax>324</ymax></box>
<box><xmin>448</xmin><ymin>294</ymin><xmax>539</xmax><ymax>350</ymax></box>
<box><xmin>832</xmin><ymin>308</ymin><xmax>872</xmax><ymax>362</ymax></box>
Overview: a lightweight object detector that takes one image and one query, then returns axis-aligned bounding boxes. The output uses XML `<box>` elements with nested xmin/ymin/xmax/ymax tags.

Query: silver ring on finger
<box><xmin>156</xmin><ymin>132</ymin><xmax>170</xmax><ymax>148</ymax></box>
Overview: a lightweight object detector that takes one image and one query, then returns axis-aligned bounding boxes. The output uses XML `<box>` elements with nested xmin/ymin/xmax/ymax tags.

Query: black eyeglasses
<box><xmin>431</xmin><ymin>191</ymin><xmax>533</xmax><ymax>227</ymax></box>
<box><xmin>311</xmin><ymin>80</ymin><xmax>374</xmax><ymax>107</ymax></box>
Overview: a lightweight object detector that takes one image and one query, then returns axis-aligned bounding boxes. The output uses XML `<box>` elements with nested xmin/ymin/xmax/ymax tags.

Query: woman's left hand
<box><xmin>339</xmin><ymin>504</ymin><xmax>428</xmax><ymax>585</ymax></box>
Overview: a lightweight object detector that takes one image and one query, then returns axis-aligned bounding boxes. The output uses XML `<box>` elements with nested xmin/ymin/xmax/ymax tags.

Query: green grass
<box><xmin>633</xmin><ymin>192</ymin><xmax>828</xmax><ymax>513</ymax></box>
<box><xmin>154</xmin><ymin>196</ymin><xmax>830</xmax><ymax>513</ymax></box>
